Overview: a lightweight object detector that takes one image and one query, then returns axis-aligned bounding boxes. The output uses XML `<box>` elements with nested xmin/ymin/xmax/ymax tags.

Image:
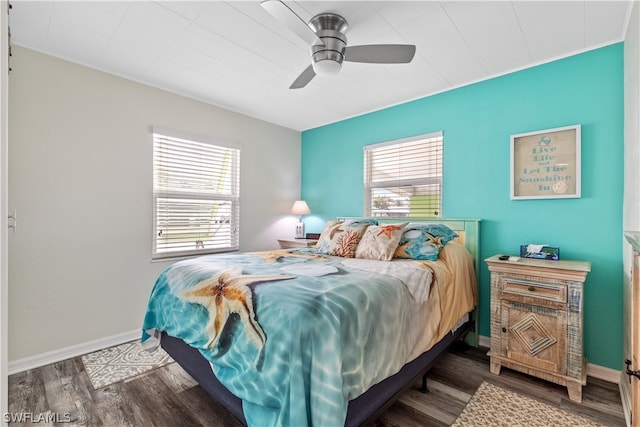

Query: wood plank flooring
<box><xmin>8</xmin><ymin>343</ymin><xmax>625</xmax><ymax>426</ymax></box>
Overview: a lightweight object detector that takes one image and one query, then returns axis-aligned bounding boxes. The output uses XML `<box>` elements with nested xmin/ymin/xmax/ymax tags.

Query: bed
<box><xmin>141</xmin><ymin>217</ymin><xmax>480</xmax><ymax>426</ymax></box>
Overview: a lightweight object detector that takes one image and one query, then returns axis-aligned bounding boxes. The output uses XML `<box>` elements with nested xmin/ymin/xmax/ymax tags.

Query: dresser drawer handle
<box><xmin>528</xmin><ymin>286</ymin><xmax>536</xmax><ymax>292</ymax></box>
<box><xmin>502</xmin><ymin>327</ymin><xmax>507</xmax><ymax>333</ymax></box>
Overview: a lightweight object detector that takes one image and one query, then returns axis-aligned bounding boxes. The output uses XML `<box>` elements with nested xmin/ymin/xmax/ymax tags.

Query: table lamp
<box><xmin>291</xmin><ymin>200</ymin><xmax>311</xmax><ymax>238</ymax></box>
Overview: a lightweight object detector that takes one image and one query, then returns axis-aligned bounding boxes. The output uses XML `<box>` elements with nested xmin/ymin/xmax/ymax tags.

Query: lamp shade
<box><xmin>290</xmin><ymin>200</ymin><xmax>311</xmax><ymax>216</ymax></box>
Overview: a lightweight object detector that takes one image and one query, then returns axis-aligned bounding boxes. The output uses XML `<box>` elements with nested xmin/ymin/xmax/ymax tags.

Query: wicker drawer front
<box><xmin>502</xmin><ymin>277</ymin><xmax>566</xmax><ymax>304</ymax></box>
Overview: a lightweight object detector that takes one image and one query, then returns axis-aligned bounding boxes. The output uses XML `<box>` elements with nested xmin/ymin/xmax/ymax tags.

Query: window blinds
<box><xmin>364</xmin><ymin>132</ymin><xmax>443</xmax><ymax>218</ymax></box>
<box><xmin>152</xmin><ymin>131</ymin><xmax>240</xmax><ymax>259</ymax></box>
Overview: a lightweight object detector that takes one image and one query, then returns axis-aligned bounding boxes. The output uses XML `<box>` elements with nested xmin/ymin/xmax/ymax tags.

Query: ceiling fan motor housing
<box><xmin>309</xmin><ymin>13</ymin><xmax>348</xmax><ymax>76</ymax></box>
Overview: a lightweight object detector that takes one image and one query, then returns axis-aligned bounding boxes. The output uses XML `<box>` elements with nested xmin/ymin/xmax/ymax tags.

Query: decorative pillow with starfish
<box><xmin>355</xmin><ymin>222</ymin><xmax>408</xmax><ymax>260</ymax></box>
<box><xmin>394</xmin><ymin>223</ymin><xmax>459</xmax><ymax>261</ymax></box>
<box><xmin>315</xmin><ymin>221</ymin><xmax>370</xmax><ymax>258</ymax></box>
<box><xmin>315</xmin><ymin>220</ymin><xmax>342</xmax><ymax>250</ymax></box>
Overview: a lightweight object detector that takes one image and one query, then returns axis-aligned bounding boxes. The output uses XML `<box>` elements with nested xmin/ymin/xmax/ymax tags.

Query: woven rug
<box><xmin>81</xmin><ymin>340</ymin><xmax>174</xmax><ymax>389</ymax></box>
<box><xmin>451</xmin><ymin>381</ymin><xmax>601</xmax><ymax>427</ymax></box>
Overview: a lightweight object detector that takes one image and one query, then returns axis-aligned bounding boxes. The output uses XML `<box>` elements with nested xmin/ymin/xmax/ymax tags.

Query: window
<box><xmin>364</xmin><ymin>132</ymin><xmax>443</xmax><ymax>218</ymax></box>
<box><xmin>152</xmin><ymin>128</ymin><xmax>240</xmax><ymax>260</ymax></box>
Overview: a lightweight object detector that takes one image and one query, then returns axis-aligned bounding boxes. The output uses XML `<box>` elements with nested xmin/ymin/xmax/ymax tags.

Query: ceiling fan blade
<box><xmin>260</xmin><ymin>0</ymin><xmax>324</xmax><ymax>47</ymax></box>
<box><xmin>344</xmin><ymin>44</ymin><xmax>416</xmax><ymax>64</ymax></box>
<box><xmin>290</xmin><ymin>64</ymin><xmax>316</xmax><ymax>89</ymax></box>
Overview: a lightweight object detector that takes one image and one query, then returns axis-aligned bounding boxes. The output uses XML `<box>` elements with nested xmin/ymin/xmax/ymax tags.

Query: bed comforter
<box><xmin>141</xmin><ymin>242</ymin><xmax>476</xmax><ymax>426</ymax></box>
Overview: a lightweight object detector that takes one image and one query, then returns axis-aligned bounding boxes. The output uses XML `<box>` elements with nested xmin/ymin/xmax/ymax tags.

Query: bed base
<box><xmin>160</xmin><ymin>319</ymin><xmax>474</xmax><ymax>427</ymax></box>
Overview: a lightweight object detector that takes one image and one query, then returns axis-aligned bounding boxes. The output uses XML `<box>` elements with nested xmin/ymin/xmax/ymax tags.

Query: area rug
<box><xmin>451</xmin><ymin>381</ymin><xmax>601</xmax><ymax>427</ymax></box>
<box><xmin>81</xmin><ymin>340</ymin><xmax>174</xmax><ymax>389</ymax></box>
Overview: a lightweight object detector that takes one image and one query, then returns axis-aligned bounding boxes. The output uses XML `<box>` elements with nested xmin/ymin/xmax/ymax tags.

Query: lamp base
<box><xmin>295</xmin><ymin>222</ymin><xmax>305</xmax><ymax>239</ymax></box>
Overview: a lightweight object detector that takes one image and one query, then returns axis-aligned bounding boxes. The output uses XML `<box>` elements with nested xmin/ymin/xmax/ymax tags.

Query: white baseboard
<box><xmin>589</xmin><ymin>363</ymin><xmax>621</xmax><ymax>384</ymax></box>
<box><xmin>479</xmin><ymin>334</ymin><xmax>491</xmax><ymax>348</ymax></box>
<box><xmin>8</xmin><ymin>329</ymin><xmax>140</xmax><ymax>375</ymax></box>
<box><xmin>477</xmin><ymin>335</ymin><xmax>620</xmax><ymax>384</ymax></box>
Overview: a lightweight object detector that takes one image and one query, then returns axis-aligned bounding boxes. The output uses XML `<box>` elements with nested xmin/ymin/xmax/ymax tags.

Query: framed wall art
<box><xmin>510</xmin><ymin>124</ymin><xmax>581</xmax><ymax>200</ymax></box>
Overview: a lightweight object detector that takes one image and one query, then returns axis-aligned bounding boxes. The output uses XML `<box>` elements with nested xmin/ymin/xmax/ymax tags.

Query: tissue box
<box><xmin>519</xmin><ymin>245</ymin><xmax>560</xmax><ymax>260</ymax></box>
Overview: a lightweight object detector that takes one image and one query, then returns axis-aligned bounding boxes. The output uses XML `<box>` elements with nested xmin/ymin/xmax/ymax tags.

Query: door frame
<box><xmin>1</xmin><ymin>0</ymin><xmax>9</xmax><ymax>423</ymax></box>
<box><xmin>621</xmin><ymin>238</ymin><xmax>640</xmax><ymax>427</ymax></box>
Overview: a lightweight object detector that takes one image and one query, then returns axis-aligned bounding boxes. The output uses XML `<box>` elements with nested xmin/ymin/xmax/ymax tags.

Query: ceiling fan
<box><xmin>260</xmin><ymin>0</ymin><xmax>417</xmax><ymax>89</ymax></box>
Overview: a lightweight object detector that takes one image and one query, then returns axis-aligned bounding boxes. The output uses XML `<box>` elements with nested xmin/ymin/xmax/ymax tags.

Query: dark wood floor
<box><xmin>8</xmin><ymin>343</ymin><xmax>625</xmax><ymax>426</ymax></box>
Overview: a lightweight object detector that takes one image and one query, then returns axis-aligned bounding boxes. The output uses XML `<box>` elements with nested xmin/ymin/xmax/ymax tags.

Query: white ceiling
<box><xmin>9</xmin><ymin>1</ymin><xmax>632</xmax><ymax>131</ymax></box>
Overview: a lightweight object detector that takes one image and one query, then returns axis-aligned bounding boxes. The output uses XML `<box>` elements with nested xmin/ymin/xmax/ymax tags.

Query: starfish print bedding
<box><xmin>141</xmin><ymin>244</ymin><xmax>476</xmax><ymax>426</ymax></box>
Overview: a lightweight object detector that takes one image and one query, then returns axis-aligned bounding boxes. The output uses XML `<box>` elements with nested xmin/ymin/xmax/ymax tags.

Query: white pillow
<box><xmin>355</xmin><ymin>223</ymin><xmax>408</xmax><ymax>261</ymax></box>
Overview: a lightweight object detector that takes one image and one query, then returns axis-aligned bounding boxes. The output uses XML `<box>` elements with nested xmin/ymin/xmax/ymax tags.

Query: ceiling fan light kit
<box><xmin>261</xmin><ymin>0</ymin><xmax>416</xmax><ymax>89</ymax></box>
<box><xmin>310</xmin><ymin>14</ymin><xmax>347</xmax><ymax>76</ymax></box>
<box><xmin>313</xmin><ymin>59</ymin><xmax>342</xmax><ymax>76</ymax></box>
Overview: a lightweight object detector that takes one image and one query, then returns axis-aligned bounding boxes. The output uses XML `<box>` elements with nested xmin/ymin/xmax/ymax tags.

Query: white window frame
<box><xmin>364</xmin><ymin>131</ymin><xmax>443</xmax><ymax>218</ymax></box>
<box><xmin>152</xmin><ymin>127</ymin><xmax>240</xmax><ymax>260</ymax></box>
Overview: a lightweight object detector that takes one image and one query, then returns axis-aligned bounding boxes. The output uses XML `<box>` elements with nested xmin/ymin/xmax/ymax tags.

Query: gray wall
<box><xmin>8</xmin><ymin>47</ymin><xmax>301</xmax><ymax>361</ymax></box>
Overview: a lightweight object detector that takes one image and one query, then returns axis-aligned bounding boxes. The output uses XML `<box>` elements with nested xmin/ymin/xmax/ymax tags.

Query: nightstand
<box><xmin>485</xmin><ymin>255</ymin><xmax>591</xmax><ymax>402</ymax></box>
<box><xmin>277</xmin><ymin>238</ymin><xmax>318</xmax><ymax>249</ymax></box>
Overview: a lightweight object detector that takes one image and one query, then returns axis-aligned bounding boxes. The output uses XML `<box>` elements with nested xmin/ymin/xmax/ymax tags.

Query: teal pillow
<box><xmin>393</xmin><ymin>224</ymin><xmax>458</xmax><ymax>261</ymax></box>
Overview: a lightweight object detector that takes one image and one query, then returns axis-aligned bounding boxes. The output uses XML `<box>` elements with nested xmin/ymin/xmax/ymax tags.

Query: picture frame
<box><xmin>510</xmin><ymin>124</ymin><xmax>581</xmax><ymax>200</ymax></box>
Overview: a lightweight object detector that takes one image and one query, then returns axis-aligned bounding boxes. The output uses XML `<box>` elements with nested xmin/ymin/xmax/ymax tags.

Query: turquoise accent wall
<box><xmin>301</xmin><ymin>44</ymin><xmax>624</xmax><ymax>370</ymax></box>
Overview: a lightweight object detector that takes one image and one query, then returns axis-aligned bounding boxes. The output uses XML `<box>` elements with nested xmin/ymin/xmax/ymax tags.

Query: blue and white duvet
<box><xmin>141</xmin><ymin>245</ymin><xmax>476</xmax><ymax>426</ymax></box>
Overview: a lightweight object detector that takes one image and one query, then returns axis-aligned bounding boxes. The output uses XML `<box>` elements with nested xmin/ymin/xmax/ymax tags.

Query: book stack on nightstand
<box><xmin>277</xmin><ymin>238</ymin><xmax>318</xmax><ymax>249</ymax></box>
